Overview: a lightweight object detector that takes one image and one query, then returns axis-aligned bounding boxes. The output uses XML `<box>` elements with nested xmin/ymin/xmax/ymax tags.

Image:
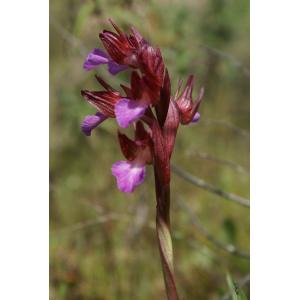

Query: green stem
<box><xmin>154</xmin><ymin>167</ymin><xmax>180</xmax><ymax>300</ymax></box>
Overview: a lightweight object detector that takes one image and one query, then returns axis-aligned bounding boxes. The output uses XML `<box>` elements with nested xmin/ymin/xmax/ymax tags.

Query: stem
<box><xmin>154</xmin><ymin>166</ymin><xmax>180</xmax><ymax>300</ymax></box>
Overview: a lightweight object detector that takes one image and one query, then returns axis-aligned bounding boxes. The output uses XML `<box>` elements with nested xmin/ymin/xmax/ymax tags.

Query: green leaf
<box><xmin>226</xmin><ymin>273</ymin><xmax>248</xmax><ymax>300</ymax></box>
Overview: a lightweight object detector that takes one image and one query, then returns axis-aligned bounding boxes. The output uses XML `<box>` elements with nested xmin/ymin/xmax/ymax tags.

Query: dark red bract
<box><xmin>174</xmin><ymin>75</ymin><xmax>205</xmax><ymax>124</ymax></box>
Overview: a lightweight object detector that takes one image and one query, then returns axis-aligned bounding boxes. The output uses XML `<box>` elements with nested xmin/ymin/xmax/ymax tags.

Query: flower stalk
<box><xmin>155</xmin><ymin>168</ymin><xmax>180</xmax><ymax>300</ymax></box>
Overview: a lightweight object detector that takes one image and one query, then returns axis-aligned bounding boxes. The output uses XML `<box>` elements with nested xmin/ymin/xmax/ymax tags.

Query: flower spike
<box><xmin>80</xmin><ymin>19</ymin><xmax>205</xmax><ymax>300</ymax></box>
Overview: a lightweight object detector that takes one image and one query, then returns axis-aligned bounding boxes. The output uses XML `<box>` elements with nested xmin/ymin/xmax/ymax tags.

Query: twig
<box><xmin>220</xmin><ymin>273</ymin><xmax>250</xmax><ymax>300</ymax></box>
<box><xmin>56</xmin><ymin>213</ymin><xmax>130</xmax><ymax>234</ymax></box>
<box><xmin>176</xmin><ymin>198</ymin><xmax>249</xmax><ymax>259</ymax></box>
<box><xmin>200</xmin><ymin>44</ymin><xmax>250</xmax><ymax>78</ymax></box>
<box><xmin>187</xmin><ymin>151</ymin><xmax>249</xmax><ymax>175</ymax></box>
<box><xmin>200</xmin><ymin>119</ymin><xmax>249</xmax><ymax>139</ymax></box>
<box><xmin>171</xmin><ymin>164</ymin><xmax>250</xmax><ymax>208</ymax></box>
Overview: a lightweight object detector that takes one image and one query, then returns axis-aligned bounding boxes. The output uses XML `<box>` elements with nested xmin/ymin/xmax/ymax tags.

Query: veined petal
<box><xmin>81</xmin><ymin>90</ymin><xmax>121</xmax><ymax>118</ymax></box>
<box><xmin>108</xmin><ymin>60</ymin><xmax>128</xmax><ymax>75</ymax></box>
<box><xmin>115</xmin><ymin>98</ymin><xmax>148</xmax><ymax>128</ymax></box>
<box><xmin>83</xmin><ymin>48</ymin><xmax>109</xmax><ymax>71</ymax></box>
<box><xmin>111</xmin><ymin>161</ymin><xmax>145</xmax><ymax>193</ymax></box>
<box><xmin>118</xmin><ymin>132</ymin><xmax>139</xmax><ymax>161</ymax></box>
<box><xmin>191</xmin><ymin>112</ymin><xmax>200</xmax><ymax>123</ymax></box>
<box><xmin>81</xmin><ymin>112</ymin><xmax>107</xmax><ymax>136</ymax></box>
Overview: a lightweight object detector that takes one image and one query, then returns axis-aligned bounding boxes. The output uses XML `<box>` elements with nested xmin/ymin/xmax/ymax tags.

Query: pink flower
<box><xmin>83</xmin><ymin>48</ymin><xmax>128</xmax><ymax>75</ymax></box>
<box><xmin>99</xmin><ymin>19</ymin><xmax>147</xmax><ymax>67</ymax></box>
<box><xmin>111</xmin><ymin>161</ymin><xmax>146</xmax><ymax>193</ymax></box>
<box><xmin>173</xmin><ymin>75</ymin><xmax>204</xmax><ymax>125</ymax></box>
<box><xmin>81</xmin><ymin>112</ymin><xmax>107</xmax><ymax>136</ymax></box>
<box><xmin>80</xmin><ymin>20</ymin><xmax>204</xmax><ymax>194</ymax></box>
<box><xmin>111</xmin><ymin>122</ymin><xmax>152</xmax><ymax>193</ymax></box>
<box><xmin>114</xmin><ymin>71</ymin><xmax>161</xmax><ymax>128</ymax></box>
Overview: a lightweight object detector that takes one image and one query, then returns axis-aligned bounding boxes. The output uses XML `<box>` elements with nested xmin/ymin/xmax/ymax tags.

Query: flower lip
<box><xmin>115</xmin><ymin>98</ymin><xmax>148</xmax><ymax>128</ymax></box>
<box><xmin>111</xmin><ymin>160</ymin><xmax>146</xmax><ymax>193</ymax></box>
<box><xmin>191</xmin><ymin>112</ymin><xmax>200</xmax><ymax>123</ymax></box>
<box><xmin>81</xmin><ymin>112</ymin><xmax>107</xmax><ymax>136</ymax></box>
<box><xmin>83</xmin><ymin>48</ymin><xmax>109</xmax><ymax>71</ymax></box>
<box><xmin>108</xmin><ymin>61</ymin><xmax>128</xmax><ymax>75</ymax></box>
<box><xmin>83</xmin><ymin>48</ymin><xmax>128</xmax><ymax>75</ymax></box>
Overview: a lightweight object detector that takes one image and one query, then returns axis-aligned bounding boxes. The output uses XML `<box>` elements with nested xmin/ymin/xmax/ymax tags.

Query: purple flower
<box><xmin>108</xmin><ymin>61</ymin><xmax>128</xmax><ymax>75</ymax></box>
<box><xmin>83</xmin><ymin>48</ymin><xmax>128</xmax><ymax>75</ymax></box>
<box><xmin>83</xmin><ymin>48</ymin><xmax>109</xmax><ymax>70</ymax></box>
<box><xmin>81</xmin><ymin>112</ymin><xmax>107</xmax><ymax>136</ymax></box>
<box><xmin>111</xmin><ymin>161</ymin><xmax>146</xmax><ymax>193</ymax></box>
<box><xmin>191</xmin><ymin>112</ymin><xmax>200</xmax><ymax>123</ymax></box>
<box><xmin>174</xmin><ymin>76</ymin><xmax>204</xmax><ymax>125</ymax></box>
<box><xmin>111</xmin><ymin>124</ymin><xmax>152</xmax><ymax>193</ymax></box>
<box><xmin>115</xmin><ymin>98</ymin><xmax>148</xmax><ymax>128</ymax></box>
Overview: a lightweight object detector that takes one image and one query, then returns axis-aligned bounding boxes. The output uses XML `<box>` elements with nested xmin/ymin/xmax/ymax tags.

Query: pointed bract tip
<box><xmin>94</xmin><ymin>75</ymin><xmax>114</xmax><ymax>91</ymax></box>
<box><xmin>108</xmin><ymin>18</ymin><xmax>123</xmax><ymax>35</ymax></box>
<box><xmin>187</xmin><ymin>74</ymin><xmax>195</xmax><ymax>85</ymax></box>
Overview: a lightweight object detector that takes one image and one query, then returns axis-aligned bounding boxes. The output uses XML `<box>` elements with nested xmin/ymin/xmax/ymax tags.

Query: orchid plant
<box><xmin>81</xmin><ymin>19</ymin><xmax>204</xmax><ymax>300</ymax></box>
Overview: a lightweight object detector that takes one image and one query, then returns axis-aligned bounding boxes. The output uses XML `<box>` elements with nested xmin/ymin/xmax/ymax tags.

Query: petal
<box><xmin>108</xmin><ymin>60</ymin><xmax>128</xmax><ymax>75</ymax></box>
<box><xmin>81</xmin><ymin>90</ymin><xmax>120</xmax><ymax>118</ymax></box>
<box><xmin>115</xmin><ymin>98</ymin><xmax>148</xmax><ymax>128</ymax></box>
<box><xmin>191</xmin><ymin>112</ymin><xmax>200</xmax><ymax>123</ymax></box>
<box><xmin>81</xmin><ymin>112</ymin><xmax>107</xmax><ymax>136</ymax></box>
<box><xmin>111</xmin><ymin>161</ymin><xmax>145</xmax><ymax>193</ymax></box>
<box><xmin>83</xmin><ymin>48</ymin><xmax>109</xmax><ymax>71</ymax></box>
<box><xmin>118</xmin><ymin>132</ymin><xmax>139</xmax><ymax>161</ymax></box>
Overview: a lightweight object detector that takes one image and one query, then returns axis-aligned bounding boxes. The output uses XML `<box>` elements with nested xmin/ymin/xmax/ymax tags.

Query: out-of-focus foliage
<box><xmin>50</xmin><ymin>0</ymin><xmax>249</xmax><ymax>299</ymax></box>
<box><xmin>226</xmin><ymin>273</ymin><xmax>248</xmax><ymax>300</ymax></box>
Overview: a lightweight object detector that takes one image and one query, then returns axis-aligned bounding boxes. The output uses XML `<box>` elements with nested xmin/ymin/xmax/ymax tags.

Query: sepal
<box><xmin>163</xmin><ymin>100</ymin><xmax>180</xmax><ymax>158</ymax></box>
<box><xmin>81</xmin><ymin>90</ymin><xmax>121</xmax><ymax>118</ymax></box>
<box><xmin>117</xmin><ymin>131</ymin><xmax>139</xmax><ymax>161</ymax></box>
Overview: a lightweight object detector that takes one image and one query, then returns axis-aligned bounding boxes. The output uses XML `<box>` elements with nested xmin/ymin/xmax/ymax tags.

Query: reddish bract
<box><xmin>173</xmin><ymin>75</ymin><xmax>204</xmax><ymax>124</ymax></box>
<box><xmin>99</xmin><ymin>19</ymin><xmax>147</xmax><ymax>67</ymax></box>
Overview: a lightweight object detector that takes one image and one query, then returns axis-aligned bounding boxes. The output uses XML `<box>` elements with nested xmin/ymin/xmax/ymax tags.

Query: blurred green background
<box><xmin>50</xmin><ymin>0</ymin><xmax>249</xmax><ymax>299</ymax></box>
